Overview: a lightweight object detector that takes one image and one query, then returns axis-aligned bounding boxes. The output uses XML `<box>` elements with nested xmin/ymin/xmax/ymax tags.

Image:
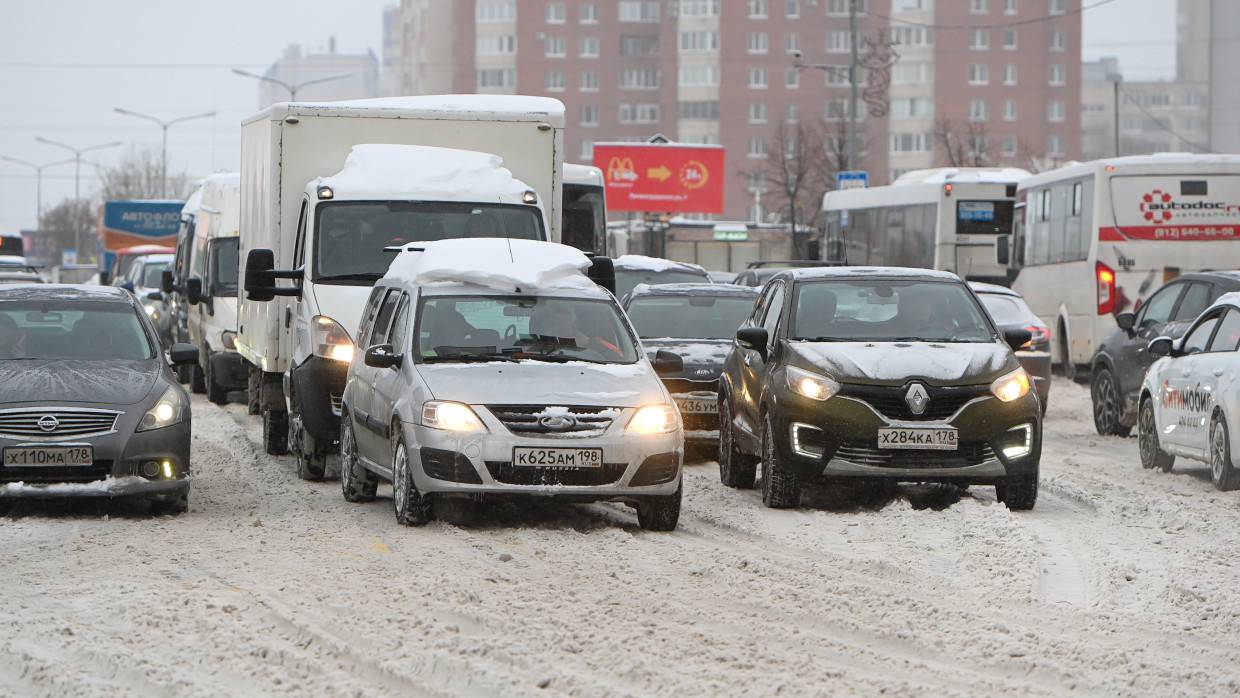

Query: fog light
<box><xmin>1001</xmin><ymin>424</ymin><xmax>1033</xmax><ymax>459</ymax></box>
<box><xmin>791</xmin><ymin>422</ymin><xmax>826</xmax><ymax>458</ymax></box>
<box><xmin>162</xmin><ymin>460</ymin><xmax>174</xmax><ymax>479</ymax></box>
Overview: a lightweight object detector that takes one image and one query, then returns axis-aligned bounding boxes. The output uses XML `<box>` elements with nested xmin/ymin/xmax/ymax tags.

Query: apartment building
<box><xmin>256</xmin><ymin>41</ymin><xmax>380</xmax><ymax>107</ymax></box>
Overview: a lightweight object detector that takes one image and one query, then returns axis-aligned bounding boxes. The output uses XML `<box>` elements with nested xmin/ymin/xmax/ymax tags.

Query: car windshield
<box><xmin>627</xmin><ymin>295</ymin><xmax>756</xmax><ymax>340</ymax></box>
<box><xmin>791</xmin><ymin>279</ymin><xmax>995</xmax><ymax>343</ymax></box>
<box><xmin>415</xmin><ymin>295</ymin><xmax>640</xmax><ymax>364</ymax></box>
<box><xmin>314</xmin><ymin>201</ymin><xmax>545</xmax><ymax>284</ymax></box>
<box><xmin>0</xmin><ymin>300</ymin><xmax>155</xmax><ymax>360</ymax></box>
<box><xmin>615</xmin><ymin>268</ymin><xmax>710</xmax><ymax>299</ymax></box>
<box><xmin>211</xmin><ymin>238</ymin><xmax>239</xmax><ymax>296</ymax></box>
<box><xmin>977</xmin><ymin>293</ymin><xmax>1033</xmax><ymax>325</ymax></box>
<box><xmin>141</xmin><ymin>262</ymin><xmax>170</xmax><ymax>288</ymax></box>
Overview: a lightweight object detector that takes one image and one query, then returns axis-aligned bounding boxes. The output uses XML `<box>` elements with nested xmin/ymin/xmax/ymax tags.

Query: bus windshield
<box><xmin>314</xmin><ymin>202</ymin><xmax>545</xmax><ymax>284</ymax></box>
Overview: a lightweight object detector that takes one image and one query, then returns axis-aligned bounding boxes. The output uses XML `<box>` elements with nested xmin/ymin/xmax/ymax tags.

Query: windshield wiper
<box><xmin>795</xmin><ymin>336</ymin><xmax>848</xmax><ymax>342</ymax></box>
<box><xmin>316</xmin><ymin>272</ymin><xmax>383</xmax><ymax>283</ymax></box>
<box><xmin>520</xmin><ymin>354</ymin><xmax>610</xmax><ymax>364</ymax></box>
<box><xmin>421</xmin><ymin>353</ymin><xmax>518</xmax><ymax>364</ymax></box>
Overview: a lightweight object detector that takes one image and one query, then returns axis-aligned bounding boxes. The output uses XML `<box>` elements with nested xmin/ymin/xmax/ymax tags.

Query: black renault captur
<box><xmin>0</xmin><ymin>285</ymin><xmax>199</xmax><ymax>512</ymax></box>
<box><xmin>718</xmin><ymin>268</ymin><xmax>1041</xmax><ymax>510</ymax></box>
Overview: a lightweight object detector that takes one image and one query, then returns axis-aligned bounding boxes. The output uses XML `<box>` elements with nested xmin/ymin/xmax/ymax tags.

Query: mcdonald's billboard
<box><xmin>593</xmin><ymin>143</ymin><xmax>725</xmax><ymax>214</ymax></box>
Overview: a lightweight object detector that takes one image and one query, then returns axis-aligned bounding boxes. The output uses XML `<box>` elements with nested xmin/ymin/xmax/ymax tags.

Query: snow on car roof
<box><xmin>385</xmin><ymin>239</ymin><xmax>600</xmax><ymax>295</ymax></box>
<box><xmin>1208</xmin><ymin>291</ymin><xmax>1240</xmax><ymax>312</ymax></box>
<box><xmin>614</xmin><ymin>255</ymin><xmax>707</xmax><ymax>273</ymax></box>
<box><xmin>315</xmin><ymin>144</ymin><xmax>535</xmax><ymax>204</ymax></box>
<box><xmin>628</xmin><ymin>282</ymin><xmax>758</xmax><ymax>297</ymax></box>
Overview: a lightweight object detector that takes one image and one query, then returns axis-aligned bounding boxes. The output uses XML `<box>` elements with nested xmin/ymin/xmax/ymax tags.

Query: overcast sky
<box><xmin>0</xmin><ymin>0</ymin><xmax>1175</xmax><ymax>233</ymax></box>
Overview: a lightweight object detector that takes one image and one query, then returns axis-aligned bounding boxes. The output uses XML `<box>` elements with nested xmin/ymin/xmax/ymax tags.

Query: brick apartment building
<box><xmin>395</xmin><ymin>0</ymin><xmax>1081</xmax><ymax>221</ymax></box>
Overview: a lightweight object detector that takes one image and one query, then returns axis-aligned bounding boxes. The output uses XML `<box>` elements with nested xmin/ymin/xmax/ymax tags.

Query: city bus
<box><xmin>1008</xmin><ymin>153</ymin><xmax>1240</xmax><ymax>375</ymax></box>
<box><xmin>821</xmin><ymin>167</ymin><xmax>1028</xmax><ymax>284</ymax></box>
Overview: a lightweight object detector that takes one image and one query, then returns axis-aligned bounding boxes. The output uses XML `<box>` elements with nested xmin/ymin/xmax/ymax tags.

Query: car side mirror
<box><xmin>160</xmin><ymin>269</ymin><xmax>174</xmax><ymax>294</ymax></box>
<box><xmin>1148</xmin><ymin>336</ymin><xmax>1175</xmax><ymax>358</ymax></box>
<box><xmin>652</xmin><ymin>349</ymin><xmax>683</xmax><ymax>376</ymax></box>
<box><xmin>1116</xmin><ymin>312</ymin><xmax>1136</xmax><ymax>334</ymax></box>
<box><xmin>169</xmin><ymin>343</ymin><xmax>199</xmax><ymax>366</ymax></box>
<box><xmin>996</xmin><ymin>235</ymin><xmax>1010</xmax><ymax>265</ymax></box>
<box><xmin>364</xmin><ymin>344</ymin><xmax>401</xmax><ymax>369</ymax></box>
<box><xmin>146</xmin><ymin>290</ymin><xmax>163</xmax><ymax>301</ymax></box>
<box><xmin>737</xmin><ymin>327</ymin><xmax>769</xmax><ymax>358</ymax></box>
<box><xmin>587</xmin><ymin>256</ymin><xmax>616</xmax><ymax>295</ymax></box>
<box><xmin>186</xmin><ymin>277</ymin><xmax>203</xmax><ymax>306</ymax></box>
<box><xmin>1003</xmin><ymin>328</ymin><xmax>1032</xmax><ymax>352</ymax></box>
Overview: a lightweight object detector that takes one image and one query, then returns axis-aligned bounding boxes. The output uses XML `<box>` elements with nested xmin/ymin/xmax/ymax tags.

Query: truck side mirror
<box><xmin>160</xmin><ymin>269</ymin><xmax>174</xmax><ymax>294</ymax></box>
<box><xmin>244</xmin><ymin>248</ymin><xmax>301</xmax><ymax>302</ymax></box>
<box><xmin>996</xmin><ymin>235</ymin><xmax>1010</xmax><ymax>266</ymax></box>
<box><xmin>587</xmin><ymin>256</ymin><xmax>616</xmax><ymax>295</ymax></box>
<box><xmin>186</xmin><ymin>277</ymin><xmax>203</xmax><ymax>306</ymax></box>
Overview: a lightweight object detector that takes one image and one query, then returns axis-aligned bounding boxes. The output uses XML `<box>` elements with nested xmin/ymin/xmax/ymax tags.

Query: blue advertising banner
<box><xmin>99</xmin><ymin>200</ymin><xmax>183</xmax><ymax>275</ymax></box>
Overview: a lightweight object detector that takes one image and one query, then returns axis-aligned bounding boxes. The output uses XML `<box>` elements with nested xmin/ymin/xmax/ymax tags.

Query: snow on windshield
<box><xmin>627</xmin><ymin>295</ymin><xmax>756</xmax><ymax>340</ymax></box>
<box><xmin>792</xmin><ymin>279</ymin><xmax>994</xmax><ymax>343</ymax></box>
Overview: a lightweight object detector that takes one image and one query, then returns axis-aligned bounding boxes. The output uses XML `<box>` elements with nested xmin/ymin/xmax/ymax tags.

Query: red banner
<box><xmin>593</xmin><ymin>143</ymin><xmax>725</xmax><ymax>214</ymax></box>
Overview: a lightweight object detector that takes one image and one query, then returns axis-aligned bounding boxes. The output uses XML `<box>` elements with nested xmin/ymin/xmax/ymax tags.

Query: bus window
<box><xmin>956</xmin><ymin>200</ymin><xmax>1014</xmax><ymax>236</ymax></box>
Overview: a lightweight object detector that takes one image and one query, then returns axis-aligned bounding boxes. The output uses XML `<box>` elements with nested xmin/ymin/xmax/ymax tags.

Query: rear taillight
<box><xmin>1026</xmin><ymin>325</ymin><xmax>1051</xmax><ymax>347</ymax></box>
<box><xmin>1097</xmin><ymin>262</ymin><xmax>1117</xmax><ymax>315</ymax></box>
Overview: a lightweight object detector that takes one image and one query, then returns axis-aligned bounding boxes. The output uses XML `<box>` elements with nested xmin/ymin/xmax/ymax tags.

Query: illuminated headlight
<box><xmin>143</xmin><ymin>304</ymin><xmax>160</xmax><ymax>321</ymax></box>
<box><xmin>137</xmin><ymin>386</ymin><xmax>186</xmax><ymax>432</ymax></box>
<box><xmin>422</xmin><ymin>401</ymin><xmax>486</xmax><ymax>433</ymax></box>
<box><xmin>311</xmin><ymin>315</ymin><xmax>355</xmax><ymax>363</ymax></box>
<box><xmin>990</xmin><ymin>368</ymin><xmax>1031</xmax><ymax>403</ymax></box>
<box><xmin>1001</xmin><ymin>424</ymin><xmax>1034</xmax><ymax>459</ymax></box>
<box><xmin>627</xmin><ymin>404</ymin><xmax>678</xmax><ymax>434</ymax></box>
<box><xmin>785</xmin><ymin>366</ymin><xmax>840</xmax><ymax>401</ymax></box>
<box><xmin>221</xmin><ymin>331</ymin><xmax>237</xmax><ymax>350</ymax></box>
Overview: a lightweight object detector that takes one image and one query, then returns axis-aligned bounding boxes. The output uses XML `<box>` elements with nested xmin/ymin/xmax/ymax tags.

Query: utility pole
<box><xmin>231</xmin><ymin>69</ymin><xmax>352</xmax><ymax>102</ymax></box>
<box><xmin>33</xmin><ymin>137</ymin><xmax>122</xmax><ymax>255</ymax></box>
<box><xmin>0</xmin><ymin>156</ymin><xmax>74</xmax><ymax>229</ymax></box>
<box><xmin>1112</xmin><ymin>79</ymin><xmax>1122</xmax><ymax>157</ymax></box>
<box><xmin>114</xmin><ymin>108</ymin><xmax>217</xmax><ymax>198</ymax></box>
<box><xmin>847</xmin><ymin>0</ymin><xmax>860</xmax><ymax>172</ymax></box>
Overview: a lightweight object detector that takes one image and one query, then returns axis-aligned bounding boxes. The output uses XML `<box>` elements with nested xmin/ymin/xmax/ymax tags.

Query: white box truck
<box><xmin>237</xmin><ymin>95</ymin><xmax>565</xmax><ymax>479</ymax></box>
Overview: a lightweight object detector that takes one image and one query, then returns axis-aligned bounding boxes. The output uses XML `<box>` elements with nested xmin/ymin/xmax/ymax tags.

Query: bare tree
<box><xmin>98</xmin><ymin>146</ymin><xmax>190</xmax><ymax>201</ymax></box>
<box><xmin>932</xmin><ymin>117</ymin><xmax>997</xmax><ymax>168</ymax></box>
<box><xmin>743</xmin><ymin>120</ymin><xmax>831</xmax><ymax>258</ymax></box>
<box><xmin>39</xmin><ymin>199</ymin><xmax>97</xmax><ymax>262</ymax></box>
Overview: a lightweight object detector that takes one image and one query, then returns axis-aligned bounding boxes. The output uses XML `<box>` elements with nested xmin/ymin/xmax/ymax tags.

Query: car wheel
<box><xmin>246</xmin><ymin>366</ymin><xmax>261</xmax><ymax>416</ymax></box>
<box><xmin>636</xmin><ymin>481</ymin><xmax>682</xmax><ymax>532</ymax></box>
<box><xmin>340</xmin><ymin>413</ymin><xmax>377</xmax><ymax>503</ymax></box>
<box><xmin>718</xmin><ymin>395</ymin><xmax>756</xmax><ymax>489</ymax></box>
<box><xmin>1137</xmin><ymin>396</ymin><xmax>1174</xmax><ymax>472</ymax></box>
<box><xmin>995</xmin><ymin>468</ymin><xmax>1038</xmax><ymax>511</ymax></box>
<box><xmin>1209</xmin><ymin>415</ymin><xmax>1240</xmax><ymax>491</ymax></box>
<box><xmin>204</xmin><ymin>352</ymin><xmax>228</xmax><ymax>406</ymax></box>
<box><xmin>290</xmin><ymin>410</ymin><xmax>326</xmax><ymax>481</ymax></box>
<box><xmin>190</xmin><ymin>363</ymin><xmax>206</xmax><ymax>394</ymax></box>
<box><xmin>392</xmin><ymin>439</ymin><xmax>433</xmax><ymax>526</ymax></box>
<box><xmin>263</xmin><ymin>408</ymin><xmax>289</xmax><ymax>456</ymax></box>
<box><xmin>1091</xmin><ymin>367</ymin><xmax>1130</xmax><ymax>437</ymax></box>
<box><xmin>760</xmin><ymin>413</ymin><xmax>801</xmax><ymax>509</ymax></box>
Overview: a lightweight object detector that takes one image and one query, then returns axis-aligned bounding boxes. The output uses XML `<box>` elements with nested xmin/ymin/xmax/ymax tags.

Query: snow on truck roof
<box><xmin>314</xmin><ymin>144</ymin><xmax>536</xmax><ymax>204</ymax></box>
<box><xmin>892</xmin><ymin>167</ymin><xmax>1031</xmax><ymax>185</ymax></box>
<box><xmin>1019</xmin><ymin>152</ymin><xmax>1240</xmax><ymax>189</ymax></box>
<box><xmin>250</xmin><ymin>95</ymin><xmax>566</xmax><ymax>126</ymax></box>
<box><xmin>384</xmin><ymin>239</ymin><xmax>602</xmax><ymax>296</ymax></box>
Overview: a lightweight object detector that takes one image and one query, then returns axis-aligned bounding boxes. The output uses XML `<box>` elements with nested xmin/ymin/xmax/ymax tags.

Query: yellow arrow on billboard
<box><xmin>647</xmin><ymin>165</ymin><xmax>671</xmax><ymax>182</ymax></box>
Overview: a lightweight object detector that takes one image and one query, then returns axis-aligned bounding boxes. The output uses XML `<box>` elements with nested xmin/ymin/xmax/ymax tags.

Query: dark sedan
<box><xmin>0</xmin><ymin>285</ymin><xmax>199</xmax><ymax>512</ymax></box>
<box><xmin>971</xmin><ymin>282</ymin><xmax>1051</xmax><ymax>413</ymax></box>
<box><xmin>612</xmin><ymin>255</ymin><xmax>712</xmax><ymax>299</ymax></box>
<box><xmin>1089</xmin><ymin>271</ymin><xmax>1240</xmax><ymax>436</ymax></box>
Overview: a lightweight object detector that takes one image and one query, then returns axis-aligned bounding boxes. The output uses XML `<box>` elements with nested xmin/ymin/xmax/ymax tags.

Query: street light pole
<box><xmin>113</xmin><ymin>108</ymin><xmax>216</xmax><ymax>198</ymax></box>
<box><xmin>0</xmin><ymin>156</ymin><xmax>75</xmax><ymax>228</ymax></box>
<box><xmin>33</xmin><ymin>138</ymin><xmax>122</xmax><ymax>255</ymax></box>
<box><xmin>231</xmin><ymin>68</ymin><xmax>352</xmax><ymax>102</ymax></box>
<box><xmin>847</xmin><ymin>0</ymin><xmax>860</xmax><ymax>173</ymax></box>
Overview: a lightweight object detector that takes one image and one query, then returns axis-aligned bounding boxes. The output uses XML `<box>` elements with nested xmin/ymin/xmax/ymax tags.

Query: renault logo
<box><xmin>905</xmin><ymin>384</ymin><xmax>930</xmax><ymax>416</ymax></box>
<box><xmin>37</xmin><ymin>415</ymin><xmax>59</xmax><ymax>432</ymax></box>
<box><xmin>539</xmin><ymin>415</ymin><xmax>577</xmax><ymax>432</ymax></box>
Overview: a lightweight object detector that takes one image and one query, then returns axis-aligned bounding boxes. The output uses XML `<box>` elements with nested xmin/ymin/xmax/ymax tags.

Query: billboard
<box><xmin>98</xmin><ymin>200</ymin><xmax>183</xmax><ymax>273</ymax></box>
<box><xmin>594</xmin><ymin>143</ymin><xmax>725</xmax><ymax>214</ymax></box>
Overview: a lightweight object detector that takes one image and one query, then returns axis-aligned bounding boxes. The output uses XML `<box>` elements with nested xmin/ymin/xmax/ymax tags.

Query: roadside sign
<box><xmin>99</xmin><ymin>200</ymin><xmax>183</xmax><ymax>273</ymax></box>
<box><xmin>713</xmin><ymin>224</ymin><xmax>748</xmax><ymax>241</ymax></box>
<box><xmin>836</xmin><ymin>170</ymin><xmax>869</xmax><ymax>190</ymax></box>
<box><xmin>594</xmin><ymin>143</ymin><xmax>725</xmax><ymax>214</ymax></box>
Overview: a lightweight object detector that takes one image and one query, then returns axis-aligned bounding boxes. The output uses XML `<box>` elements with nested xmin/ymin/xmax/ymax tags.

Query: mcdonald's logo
<box><xmin>607</xmin><ymin>157</ymin><xmax>638</xmax><ymax>182</ymax></box>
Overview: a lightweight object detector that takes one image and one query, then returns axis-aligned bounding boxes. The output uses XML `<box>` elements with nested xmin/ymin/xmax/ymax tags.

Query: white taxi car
<box><xmin>1140</xmin><ymin>292</ymin><xmax>1240</xmax><ymax>490</ymax></box>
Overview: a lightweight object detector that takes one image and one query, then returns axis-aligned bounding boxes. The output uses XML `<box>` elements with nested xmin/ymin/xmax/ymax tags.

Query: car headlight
<box><xmin>627</xmin><ymin>404</ymin><xmax>678</xmax><ymax>434</ymax></box>
<box><xmin>990</xmin><ymin>367</ymin><xmax>1031</xmax><ymax>403</ymax></box>
<box><xmin>143</xmin><ymin>304</ymin><xmax>160</xmax><ymax>321</ymax></box>
<box><xmin>137</xmin><ymin>386</ymin><xmax>187</xmax><ymax>432</ymax></box>
<box><xmin>221</xmin><ymin>331</ymin><xmax>237</xmax><ymax>350</ymax></box>
<box><xmin>312</xmin><ymin>315</ymin><xmax>355</xmax><ymax>363</ymax></box>
<box><xmin>785</xmin><ymin>366</ymin><xmax>840</xmax><ymax>401</ymax></box>
<box><xmin>421</xmin><ymin>401</ymin><xmax>486</xmax><ymax>433</ymax></box>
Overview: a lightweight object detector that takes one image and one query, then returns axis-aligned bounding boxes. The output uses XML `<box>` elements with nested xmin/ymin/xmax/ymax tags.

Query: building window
<box><xmin>825</xmin><ymin>98</ymin><xmax>864</xmax><ymax>121</ymax></box>
<box><xmin>747</xmin><ymin>172</ymin><xmax>765</xmax><ymax>192</ymax></box>
<box><xmin>786</xmin><ymin>0</ymin><xmax>800</xmax><ymax>18</ymax></box>
<box><xmin>476</xmin><ymin>68</ymin><xmax>516</xmax><ymax>90</ymax></box>
<box><xmin>678</xmin><ymin>64</ymin><xmax>720</xmax><ymax>87</ymax></box>
<box><xmin>545</xmin><ymin>70</ymin><xmax>565</xmax><ymax>92</ymax></box>
<box><xmin>1048</xmin><ymin>134</ymin><xmax>1063</xmax><ymax>155</ymax></box>
<box><xmin>968</xmin><ymin>63</ymin><xmax>989</xmax><ymax>85</ymax></box>
<box><xmin>748</xmin><ymin>137</ymin><xmax>768</xmax><ymax>159</ymax></box>
<box><xmin>749</xmin><ymin>103</ymin><xmax>768</xmax><ymax>124</ymax></box>
<box><xmin>892</xmin><ymin>62</ymin><xmax>928</xmax><ymax>84</ymax></box>
<box><xmin>748</xmin><ymin>67</ymin><xmax>768</xmax><ymax>88</ymax></box>
<box><xmin>890</xmin><ymin>26</ymin><xmax>932</xmax><ymax>47</ymax></box>
<box><xmin>748</xmin><ymin>0</ymin><xmax>768</xmax><ymax>18</ymax></box>
<box><xmin>679</xmin><ymin>31</ymin><xmax>719</xmax><ymax>52</ymax></box>
<box><xmin>476</xmin><ymin>35</ymin><xmax>516</xmax><ymax>55</ymax></box>
<box><xmin>1002</xmin><ymin>29</ymin><xmax>1017</xmax><ymax>50</ymax></box>
<box><xmin>580</xmin><ymin>3</ymin><xmax>598</xmax><ymax>23</ymax></box>
<box><xmin>1047</xmin><ymin>100</ymin><xmax>1065</xmax><ymax>122</ymax></box>
<box><xmin>1003</xmin><ymin>63</ymin><xmax>1017</xmax><ymax>85</ymax></box>
<box><xmin>579</xmin><ymin>104</ymin><xmax>599</xmax><ymax>126</ymax></box>
<box><xmin>619</xmin><ymin>1</ymin><xmax>660</xmax><ymax>22</ymax></box>
<box><xmin>1049</xmin><ymin>63</ymin><xmax>1065</xmax><ymax>86</ymax></box>
<box><xmin>620</xmin><ymin>34</ymin><xmax>660</xmax><ymax>57</ymax></box>
<box><xmin>968</xmin><ymin>135</ymin><xmax>988</xmax><ymax>157</ymax></box>
<box><xmin>827</xmin><ymin>31</ymin><xmax>851</xmax><ymax>53</ymax></box>
<box><xmin>970</xmin><ymin>0</ymin><xmax>987</xmax><ymax>13</ymax></box>
<box><xmin>545</xmin><ymin>2</ymin><xmax>566</xmax><ymax>23</ymax></box>
<box><xmin>1002</xmin><ymin>136</ymin><xmax>1017</xmax><ymax>156</ymax></box>
<box><xmin>968</xmin><ymin>99</ymin><xmax>988</xmax><ymax>122</ymax></box>
<box><xmin>580</xmin><ymin>71</ymin><xmax>599</xmax><ymax>91</ymax></box>
<box><xmin>679</xmin><ymin>101</ymin><xmax>720</xmax><ymax>120</ymax></box>
<box><xmin>1003</xmin><ymin>0</ymin><xmax>1017</xmax><ymax>14</ymax></box>
<box><xmin>544</xmin><ymin>36</ymin><xmax>566</xmax><ymax>57</ymax></box>
<box><xmin>618</xmin><ymin>103</ymin><xmax>661</xmax><ymax>124</ymax></box>
<box><xmin>1049</xmin><ymin>0</ymin><xmax>1065</xmax><ymax>15</ymax></box>
<box><xmin>580</xmin><ymin>36</ymin><xmax>600</xmax><ymax>57</ymax></box>
<box><xmin>891</xmin><ymin>97</ymin><xmax>932</xmax><ymax>119</ymax></box>
<box><xmin>580</xmin><ymin>140</ymin><xmax>594</xmax><ymax>160</ymax></box>
<box><xmin>824</xmin><ymin>64</ymin><xmax>850</xmax><ymax>86</ymax></box>
<box><xmin>786</xmin><ymin>34</ymin><xmax>801</xmax><ymax>53</ymax></box>
<box><xmin>786</xmin><ymin>67</ymin><xmax>800</xmax><ymax>88</ymax></box>
<box><xmin>969</xmin><ymin>28</ymin><xmax>989</xmax><ymax>50</ymax></box>
<box><xmin>476</xmin><ymin>0</ymin><xmax>516</xmax><ymax>22</ymax></box>
<box><xmin>620</xmin><ymin>67</ymin><xmax>661</xmax><ymax>89</ymax></box>
<box><xmin>828</xmin><ymin>0</ymin><xmax>868</xmax><ymax>15</ymax></box>
<box><xmin>786</xmin><ymin>103</ymin><xmax>800</xmax><ymax>123</ymax></box>
<box><xmin>1003</xmin><ymin>99</ymin><xmax>1017</xmax><ymax>121</ymax></box>
<box><xmin>679</xmin><ymin>0</ymin><xmax>721</xmax><ymax>17</ymax></box>
<box><xmin>890</xmin><ymin>132</ymin><xmax>928</xmax><ymax>153</ymax></box>
<box><xmin>1049</xmin><ymin>30</ymin><xmax>1066</xmax><ymax>52</ymax></box>
<box><xmin>747</xmin><ymin>32</ymin><xmax>769</xmax><ymax>54</ymax></box>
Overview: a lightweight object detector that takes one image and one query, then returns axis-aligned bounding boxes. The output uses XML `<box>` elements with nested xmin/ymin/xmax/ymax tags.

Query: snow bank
<box><xmin>388</xmin><ymin>238</ymin><xmax>595</xmax><ymax>293</ymax></box>
<box><xmin>319</xmin><ymin>144</ymin><xmax>532</xmax><ymax>203</ymax></box>
<box><xmin>615</xmin><ymin>255</ymin><xmax>705</xmax><ymax>273</ymax></box>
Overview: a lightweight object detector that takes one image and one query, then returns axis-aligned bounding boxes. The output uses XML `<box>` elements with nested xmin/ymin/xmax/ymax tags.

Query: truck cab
<box><xmin>562</xmin><ymin>163</ymin><xmax>607</xmax><ymax>256</ymax></box>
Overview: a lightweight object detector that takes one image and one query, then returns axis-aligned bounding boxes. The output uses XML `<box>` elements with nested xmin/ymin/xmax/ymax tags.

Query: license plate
<box><xmin>3</xmin><ymin>446</ymin><xmax>94</xmax><ymax>466</ymax></box>
<box><xmin>512</xmin><ymin>447</ymin><xmax>603</xmax><ymax>468</ymax></box>
<box><xmin>877</xmin><ymin>428</ymin><xmax>957</xmax><ymax>451</ymax></box>
<box><xmin>676</xmin><ymin>398</ymin><xmax>717</xmax><ymax>414</ymax></box>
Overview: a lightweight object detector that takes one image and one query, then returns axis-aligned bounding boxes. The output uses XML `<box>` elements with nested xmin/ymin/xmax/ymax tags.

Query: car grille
<box><xmin>0</xmin><ymin>461</ymin><xmax>114</xmax><ymax>484</ymax></box>
<box><xmin>0</xmin><ymin>409</ymin><xmax>120</xmax><ymax>439</ymax></box>
<box><xmin>484</xmin><ymin>461</ymin><xmax>627</xmax><ymax>486</ymax></box>
<box><xmin>838</xmin><ymin>383</ymin><xmax>991</xmax><ymax>421</ymax></box>
<box><xmin>832</xmin><ymin>441</ymin><xmax>994</xmax><ymax>469</ymax></box>
<box><xmin>486</xmin><ymin>405</ymin><xmax>619</xmax><ymax>436</ymax></box>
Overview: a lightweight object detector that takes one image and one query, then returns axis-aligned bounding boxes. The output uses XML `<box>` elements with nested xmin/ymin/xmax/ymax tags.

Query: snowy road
<box><xmin>3</xmin><ymin>380</ymin><xmax>1240</xmax><ymax>697</ymax></box>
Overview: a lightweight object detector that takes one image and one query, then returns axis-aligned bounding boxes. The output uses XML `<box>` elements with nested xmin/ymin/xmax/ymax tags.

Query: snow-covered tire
<box><xmin>263</xmin><ymin>409</ymin><xmax>289</xmax><ymax>456</ymax></box>
<box><xmin>718</xmin><ymin>395</ymin><xmax>757</xmax><ymax>489</ymax></box>
<box><xmin>1209</xmin><ymin>415</ymin><xmax>1240</xmax><ymax>491</ymax></box>
<box><xmin>1091</xmin><ymin>367</ymin><xmax>1130</xmax><ymax>437</ymax></box>
<box><xmin>204</xmin><ymin>352</ymin><xmax>228</xmax><ymax>406</ymax></box>
<box><xmin>760</xmin><ymin>413</ymin><xmax>801</xmax><ymax>509</ymax></box>
<box><xmin>636</xmin><ymin>481</ymin><xmax>681</xmax><ymax>532</ymax></box>
<box><xmin>1138</xmin><ymin>396</ymin><xmax>1174</xmax><ymax>472</ymax></box>
<box><xmin>246</xmin><ymin>366</ymin><xmax>261</xmax><ymax>415</ymax></box>
<box><xmin>190</xmin><ymin>364</ymin><xmax>206</xmax><ymax>394</ymax></box>
<box><xmin>996</xmin><ymin>471</ymin><xmax>1038</xmax><ymax>511</ymax></box>
<box><xmin>392</xmin><ymin>439</ymin><xmax>433</xmax><ymax>526</ymax></box>
<box><xmin>340</xmin><ymin>414</ymin><xmax>377</xmax><ymax>502</ymax></box>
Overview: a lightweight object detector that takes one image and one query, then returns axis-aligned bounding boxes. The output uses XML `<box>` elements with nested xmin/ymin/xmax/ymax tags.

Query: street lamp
<box><xmin>0</xmin><ymin>156</ymin><xmax>75</xmax><ymax>228</ymax></box>
<box><xmin>113</xmin><ymin>108</ymin><xmax>217</xmax><ymax>198</ymax></box>
<box><xmin>231</xmin><ymin>68</ymin><xmax>352</xmax><ymax>101</ymax></box>
<box><xmin>33</xmin><ymin>137</ymin><xmax>122</xmax><ymax>255</ymax></box>
<box><xmin>792</xmin><ymin>50</ymin><xmax>858</xmax><ymax>173</ymax></box>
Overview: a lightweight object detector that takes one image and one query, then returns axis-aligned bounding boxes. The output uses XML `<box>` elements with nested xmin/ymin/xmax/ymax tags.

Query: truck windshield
<box><xmin>415</xmin><ymin>295</ymin><xmax>639</xmax><ymax>365</ymax></box>
<box><xmin>791</xmin><ymin>280</ymin><xmax>995</xmax><ymax>343</ymax></box>
<box><xmin>314</xmin><ymin>202</ymin><xmax>545</xmax><ymax>284</ymax></box>
<box><xmin>210</xmin><ymin>238</ymin><xmax>239</xmax><ymax>296</ymax></box>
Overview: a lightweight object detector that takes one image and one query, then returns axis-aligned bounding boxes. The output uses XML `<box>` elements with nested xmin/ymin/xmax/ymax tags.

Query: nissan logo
<box><xmin>37</xmin><ymin>415</ymin><xmax>59</xmax><ymax>432</ymax></box>
<box><xmin>539</xmin><ymin>415</ymin><xmax>577</xmax><ymax>432</ymax></box>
